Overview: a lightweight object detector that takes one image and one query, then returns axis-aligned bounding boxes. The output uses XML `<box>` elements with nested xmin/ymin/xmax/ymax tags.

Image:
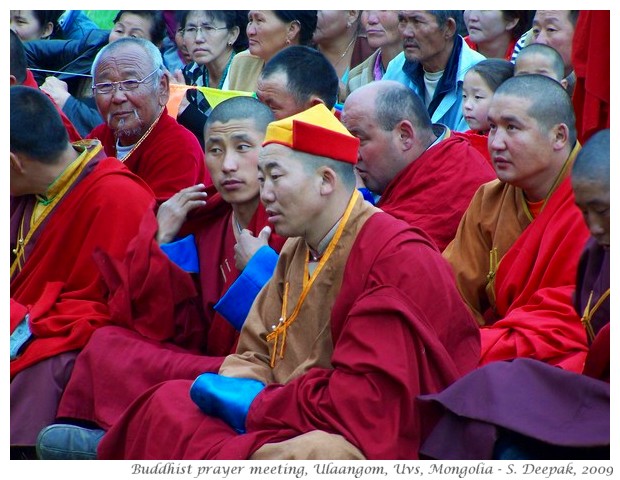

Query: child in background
<box><xmin>459</xmin><ymin>59</ymin><xmax>514</xmax><ymax>164</ymax></box>
<box><xmin>514</xmin><ymin>43</ymin><xmax>568</xmax><ymax>89</ymax></box>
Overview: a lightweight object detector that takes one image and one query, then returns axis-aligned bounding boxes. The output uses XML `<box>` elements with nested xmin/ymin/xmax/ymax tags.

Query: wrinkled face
<box><xmin>10</xmin><ymin>10</ymin><xmax>49</xmax><ymax>41</ymax></box>
<box><xmin>93</xmin><ymin>44</ymin><xmax>168</xmax><ymax>145</ymax></box>
<box><xmin>313</xmin><ymin>10</ymin><xmax>350</xmax><ymax>45</ymax></box>
<box><xmin>183</xmin><ymin>11</ymin><xmax>236</xmax><ymax>66</ymax></box>
<box><xmin>487</xmin><ymin>94</ymin><xmax>557</xmax><ymax>195</ymax></box>
<box><xmin>258</xmin><ymin>144</ymin><xmax>322</xmax><ymax>239</ymax></box>
<box><xmin>464</xmin><ymin>10</ymin><xmax>511</xmax><ymax>45</ymax></box>
<box><xmin>362</xmin><ymin>11</ymin><xmax>402</xmax><ymax>50</ymax></box>
<box><xmin>532</xmin><ymin>10</ymin><xmax>575</xmax><ymax>73</ymax></box>
<box><xmin>515</xmin><ymin>52</ymin><xmax>563</xmax><ymax>82</ymax></box>
<box><xmin>205</xmin><ymin>119</ymin><xmax>263</xmax><ymax>207</ymax></box>
<box><xmin>108</xmin><ymin>12</ymin><xmax>155</xmax><ymax>43</ymax></box>
<box><xmin>256</xmin><ymin>72</ymin><xmax>304</xmax><ymax>120</ymax></box>
<box><xmin>247</xmin><ymin>10</ymin><xmax>291</xmax><ymax>62</ymax></box>
<box><xmin>462</xmin><ymin>70</ymin><xmax>495</xmax><ymax>133</ymax></box>
<box><xmin>341</xmin><ymin>92</ymin><xmax>401</xmax><ymax>194</ymax></box>
<box><xmin>572</xmin><ymin>177</ymin><xmax>610</xmax><ymax>249</ymax></box>
<box><xmin>398</xmin><ymin>11</ymin><xmax>451</xmax><ymax>70</ymax></box>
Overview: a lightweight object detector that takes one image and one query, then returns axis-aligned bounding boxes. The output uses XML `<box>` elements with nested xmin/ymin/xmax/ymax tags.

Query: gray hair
<box><xmin>91</xmin><ymin>37</ymin><xmax>164</xmax><ymax>84</ymax></box>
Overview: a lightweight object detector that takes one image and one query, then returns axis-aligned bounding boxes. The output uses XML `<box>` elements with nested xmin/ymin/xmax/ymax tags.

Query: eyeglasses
<box><xmin>92</xmin><ymin>68</ymin><xmax>159</xmax><ymax>95</ymax></box>
<box><xmin>183</xmin><ymin>24</ymin><xmax>228</xmax><ymax>39</ymax></box>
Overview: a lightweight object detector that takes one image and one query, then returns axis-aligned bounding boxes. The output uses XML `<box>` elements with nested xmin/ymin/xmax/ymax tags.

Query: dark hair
<box><xmin>516</xmin><ymin>43</ymin><xmax>565</xmax><ymax>81</ymax></box>
<box><xmin>495</xmin><ymin>74</ymin><xmax>576</xmax><ymax>146</ymax></box>
<box><xmin>114</xmin><ymin>10</ymin><xmax>167</xmax><ymax>46</ymax></box>
<box><xmin>206</xmin><ymin>96</ymin><xmax>274</xmax><ymax>134</ymax></box>
<box><xmin>468</xmin><ymin>58</ymin><xmax>514</xmax><ymax>92</ymax></box>
<box><xmin>11</xmin><ymin>85</ymin><xmax>68</xmax><ymax>163</ymax></box>
<box><xmin>572</xmin><ymin>129</ymin><xmax>609</xmax><ymax>188</ymax></box>
<box><xmin>262</xmin><ymin>46</ymin><xmax>339</xmax><ymax>109</ymax></box>
<box><xmin>568</xmin><ymin>11</ymin><xmax>580</xmax><ymax>27</ymax></box>
<box><xmin>429</xmin><ymin>10</ymin><xmax>464</xmax><ymax>37</ymax></box>
<box><xmin>501</xmin><ymin>11</ymin><xmax>534</xmax><ymax>39</ymax></box>
<box><xmin>273</xmin><ymin>11</ymin><xmax>318</xmax><ymax>46</ymax></box>
<box><xmin>31</xmin><ymin>10</ymin><xmax>64</xmax><ymax>38</ymax></box>
<box><xmin>10</xmin><ymin>30</ymin><xmax>27</xmax><ymax>84</ymax></box>
<box><xmin>180</xmin><ymin>10</ymin><xmax>249</xmax><ymax>52</ymax></box>
<box><xmin>374</xmin><ymin>82</ymin><xmax>433</xmax><ymax>134</ymax></box>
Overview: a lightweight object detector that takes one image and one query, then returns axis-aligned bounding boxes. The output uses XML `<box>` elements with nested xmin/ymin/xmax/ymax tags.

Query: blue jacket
<box><xmin>383</xmin><ymin>36</ymin><xmax>485</xmax><ymax>132</ymax></box>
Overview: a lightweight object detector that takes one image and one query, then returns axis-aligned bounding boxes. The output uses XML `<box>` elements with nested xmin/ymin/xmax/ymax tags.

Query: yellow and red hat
<box><xmin>262</xmin><ymin>104</ymin><xmax>359</xmax><ymax>164</ymax></box>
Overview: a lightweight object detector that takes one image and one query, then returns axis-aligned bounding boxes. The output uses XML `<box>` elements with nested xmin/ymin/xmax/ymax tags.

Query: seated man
<box><xmin>443</xmin><ymin>74</ymin><xmax>591</xmax><ymax>372</ymax></box>
<box><xmin>418</xmin><ymin>129</ymin><xmax>610</xmax><ymax>460</ymax></box>
<box><xmin>383</xmin><ymin>10</ymin><xmax>485</xmax><ymax>132</ymax></box>
<box><xmin>342</xmin><ymin>80</ymin><xmax>495</xmax><ymax>250</ymax></box>
<box><xmin>514</xmin><ymin>43</ymin><xmax>568</xmax><ymax>88</ymax></box>
<box><xmin>87</xmin><ymin>37</ymin><xmax>207</xmax><ymax>203</ymax></box>
<box><xmin>10</xmin><ymin>86</ymin><xmax>154</xmax><ymax>459</ymax></box>
<box><xmin>93</xmin><ymin>103</ymin><xmax>480</xmax><ymax>460</ymax></box>
<box><xmin>256</xmin><ymin>45</ymin><xmax>339</xmax><ymax>120</ymax></box>
<box><xmin>36</xmin><ymin>97</ymin><xmax>285</xmax><ymax>459</ymax></box>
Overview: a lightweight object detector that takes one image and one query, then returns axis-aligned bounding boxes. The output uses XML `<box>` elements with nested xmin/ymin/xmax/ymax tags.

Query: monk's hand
<box><xmin>234</xmin><ymin>226</ymin><xmax>271</xmax><ymax>271</ymax></box>
<box><xmin>190</xmin><ymin>373</ymin><xmax>264</xmax><ymax>433</ymax></box>
<box><xmin>156</xmin><ymin>184</ymin><xmax>207</xmax><ymax>244</ymax></box>
<box><xmin>40</xmin><ymin>76</ymin><xmax>71</xmax><ymax>109</ymax></box>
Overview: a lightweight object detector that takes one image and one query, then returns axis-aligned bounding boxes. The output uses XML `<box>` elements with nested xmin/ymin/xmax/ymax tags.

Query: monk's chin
<box><xmin>115</xmin><ymin>127</ymin><xmax>146</xmax><ymax>144</ymax></box>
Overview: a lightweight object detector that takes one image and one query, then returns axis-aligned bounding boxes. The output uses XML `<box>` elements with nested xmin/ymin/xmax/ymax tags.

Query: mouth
<box><xmin>492</xmin><ymin>156</ymin><xmax>511</xmax><ymax>169</ymax></box>
<box><xmin>266</xmin><ymin>209</ymin><xmax>282</xmax><ymax>223</ymax></box>
<box><xmin>220</xmin><ymin>179</ymin><xmax>243</xmax><ymax>190</ymax></box>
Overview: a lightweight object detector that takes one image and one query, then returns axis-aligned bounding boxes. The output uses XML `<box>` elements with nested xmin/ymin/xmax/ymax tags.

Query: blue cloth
<box><xmin>383</xmin><ymin>36</ymin><xmax>485</xmax><ymax>132</ymax></box>
<box><xmin>214</xmin><ymin>245</ymin><xmax>278</xmax><ymax>331</ymax></box>
<box><xmin>358</xmin><ymin>187</ymin><xmax>376</xmax><ymax>205</ymax></box>
<box><xmin>160</xmin><ymin>235</ymin><xmax>200</xmax><ymax>273</ymax></box>
<box><xmin>190</xmin><ymin>373</ymin><xmax>264</xmax><ymax>433</ymax></box>
<box><xmin>10</xmin><ymin>315</ymin><xmax>32</xmax><ymax>360</ymax></box>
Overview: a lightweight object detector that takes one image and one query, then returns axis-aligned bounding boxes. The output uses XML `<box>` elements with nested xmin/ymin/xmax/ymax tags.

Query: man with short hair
<box><xmin>342</xmin><ymin>80</ymin><xmax>495</xmax><ymax>250</ymax></box>
<box><xmin>514</xmin><ymin>43</ymin><xmax>568</xmax><ymax>88</ymax></box>
<box><xmin>95</xmin><ymin>104</ymin><xmax>480</xmax><ymax>460</ymax></box>
<box><xmin>36</xmin><ymin>97</ymin><xmax>286</xmax><ymax>460</ymax></box>
<box><xmin>256</xmin><ymin>45</ymin><xmax>339</xmax><ymax>120</ymax></box>
<box><xmin>443</xmin><ymin>74</ymin><xmax>591</xmax><ymax>372</ymax></box>
<box><xmin>88</xmin><ymin>37</ymin><xmax>207</xmax><ymax>203</ymax></box>
<box><xmin>383</xmin><ymin>10</ymin><xmax>484</xmax><ymax>132</ymax></box>
<box><xmin>10</xmin><ymin>86</ymin><xmax>153</xmax><ymax>458</ymax></box>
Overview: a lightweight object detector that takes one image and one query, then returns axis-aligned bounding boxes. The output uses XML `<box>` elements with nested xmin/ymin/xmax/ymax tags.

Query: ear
<box><xmin>318</xmin><ymin>166</ymin><xmax>337</xmax><ymax>196</ymax></box>
<box><xmin>10</xmin><ymin>152</ymin><xmax>25</xmax><ymax>174</ymax></box>
<box><xmin>227</xmin><ymin>26</ymin><xmax>240</xmax><ymax>47</ymax></box>
<box><xmin>443</xmin><ymin>18</ymin><xmax>457</xmax><ymax>39</ymax></box>
<box><xmin>41</xmin><ymin>21</ymin><xmax>54</xmax><ymax>39</ymax></box>
<box><xmin>10</xmin><ymin>75</ymin><xmax>18</xmax><ymax>86</ymax></box>
<box><xmin>307</xmin><ymin>97</ymin><xmax>326</xmax><ymax>109</ymax></box>
<box><xmin>504</xmin><ymin>17</ymin><xmax>519</xmax><ymax>33</ymax></box>
<box><xmin>551</xmin><ymin>123</ymin><xmax>570</xmax><ymax>150</ymax></box>
<box><xmin>158</xmin><ymin>70</ymin><xmax>170</xmax><ymax>107</ymax></box>
<box><xmin>287</xmin><ymin>20</ymin><xmax>301</xmax><ymax>44</ymax></box>
<box><xmin>347</xmin><ymin>11</ymin><xmax>361</xmax><ymax>27</ymax></box>
<box><xmin>394</xmin><ymin>120</ymin><xmax>416</xmax><ymax>151</ymax></box>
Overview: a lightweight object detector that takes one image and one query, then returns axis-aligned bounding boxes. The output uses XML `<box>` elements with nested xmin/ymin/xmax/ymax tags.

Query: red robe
<box><xmin>88</xmin><ymin>107</ymin><xmax>208</xmax><ymax>203</ymax></box>
<box><xmin>571</xmin><ymin>10</ymin><xmax>610</xmax><ymax>144</ymax></box>
<box><xmin>454</xmin><ymin>130</ymin><xmax>491</xmax><ymax>166</ymax></box>
<box><xmin>378</xmin><ymin>132</ymin><xmax>495</xmax><ymax>251</ymax></box>
<box><xmin>23</xmin><ymin>69</ymin><xmax>82</xmax><ymax>142</ymax></box>
<box><xmin>98</xmin><ymin>210</ymin><xmax>480</xmax><ymax>459</ymax></box>
<box><xmin>480</xmin><ymin>177</ymin><xmax>590</xmax><ymax>371</ymax></box>
<box><xmin>10</xmin><ymin>144</ymin><xmax>154</xmax><ymax>378</ymax></box>
<box><xmin>56</xmin><ymin>191</ymin><xmax>285</xmax><ymax>430</ymax></box>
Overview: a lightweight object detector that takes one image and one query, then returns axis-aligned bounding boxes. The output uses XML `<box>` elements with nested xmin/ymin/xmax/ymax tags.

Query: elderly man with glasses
<box><xmin>87</xmin><ymin>37</ymin><xmax>207</xmax><ymax>204</ymax></box>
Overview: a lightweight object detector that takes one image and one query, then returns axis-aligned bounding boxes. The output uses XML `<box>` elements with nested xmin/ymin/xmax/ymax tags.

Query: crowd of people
<box><xmin>10</xmin><ymin>10</ymin><xmax>610</xmax><ymax>461</ymax></box>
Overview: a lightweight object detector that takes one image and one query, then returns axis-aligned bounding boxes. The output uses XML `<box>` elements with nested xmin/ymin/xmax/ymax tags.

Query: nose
<box><xmin>366</xmin><ymin>12</ymin><xmax>379</xmax><ymax>25</ymax></box>
<box><xmin>247</xmin><ymin>23</ymin><xmax>257</xmax><ymax>36</ymax></box>
<box><xmin>463</xmin><ymin>97</ymin><xmax>473</xmax><ymax>111</ymax></box>
<box><xmin>534</xmin><ymin>32</ymin><xmax>550</xmax><ymax>45</ymax></box>
<box><xmin>260</xmin><ymin>179</ymin><xmax>275</xmax><ymax>204</ymax></box>
<box><xmin>221</xmin><ymin>151</ymin><xmax>238</xmax><ymax>173</ymax></box>
<box><xmin>488</xmin><ymin>129</ymin><xmax>506</xmax><ymax>151</ymax></box>
<box><xmin>400</xmin><ymin>21</ymin><xmax>415</xmax><ymax>38</ymax></box>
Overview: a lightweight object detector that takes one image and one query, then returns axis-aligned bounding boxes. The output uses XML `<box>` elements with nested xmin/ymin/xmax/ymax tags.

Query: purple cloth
<box><xmin>418</xmin><ymin>358</ymin><xmax>610</xmax><ymax>460</ymax></box>
<box><xmin>11</xmin><ymin>351</ymin><xmax>78</xmax><ymax>445</ymax></box>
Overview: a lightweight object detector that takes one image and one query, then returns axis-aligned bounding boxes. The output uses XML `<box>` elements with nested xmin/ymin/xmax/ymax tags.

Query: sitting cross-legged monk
<box><xmin>86</xmin><ymin>103</ymin><xmax>481</xmax><ymax>460</ymax></box>
<box><xmin>36</xmin><ymin>97</ymin><xmax>285</xmax><ymax>459</ymax></box>
<box><xmin>418</xmin><ymin>128</ymin><xmax>610</xmax><ymax>460</ymax></box>
<box><xmin>10</xmin><ymin>86</ymin><xmax>154</xmax><ymax>459</ymax></box>
<box><xmin>442</xmin><ymin>74</ymin><xmax>591</xmax><ymax>371</ymax></box>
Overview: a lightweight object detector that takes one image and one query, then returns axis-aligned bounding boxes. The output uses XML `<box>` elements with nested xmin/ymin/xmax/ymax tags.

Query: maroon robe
<box><xmin>98</xmin><ymin>211</ymin><xmax>480</xmax><ymax>459</ymax></box>
<box><xmin>377</xmin><ymin>131</ymin><xmax>495</xmax><ymax>251</ymax></box>
<box><xmin>56</xmin><ymin>191</ymin><xmax>285</xmax><ymax>430</ymax></box>
<box><xmin>88</xmin><ymin>107</ymin><xmax>208</xmax><ymax>203</ymax></box>
<box><xmin>10</xmin><ymin>146</ymin><xmax>154</xmax><ymax>377</ymax></box>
